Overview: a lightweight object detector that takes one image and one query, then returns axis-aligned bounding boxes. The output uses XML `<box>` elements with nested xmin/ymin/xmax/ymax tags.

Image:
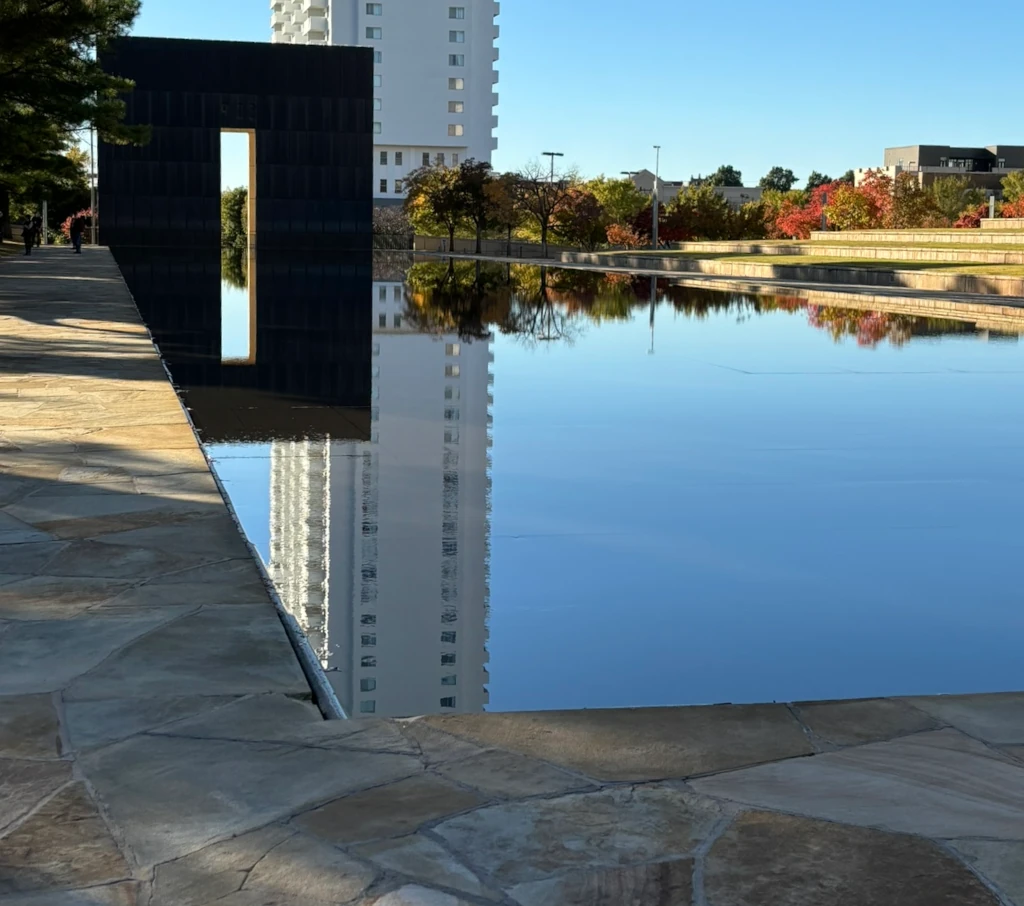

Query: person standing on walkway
<box><xmin>69</xmin><ymin>215</ymin><xmax>84</xmax><ymax>254</ymax></box>
<box><xmin>21</xmin><ymin>217</ymin><xmax>37</xmax><ymax>255</ymax></box>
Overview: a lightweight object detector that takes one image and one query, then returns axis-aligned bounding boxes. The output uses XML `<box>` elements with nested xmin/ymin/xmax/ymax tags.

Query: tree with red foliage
<box><xmin>854</xmin><ymin>169</ymin><xmax>893</xmax><ymax>227</ymax></box>
<box><xmin>60</xmin><ymin>208</ymin><xmax>92</xmax><ymax>241</ymax></box>
<box><xmin>775</xmin><ymin>183</ymin><xmax>841</xmax><ymax>238</ymax></box>
<box><xmin>1000</xmin><ymin>197</ymin><xmax>1024</xmax><ymax>218</ymax></box>
<box><xmin>954</xmin><ymin>203</ymin><xmax>987</xmax><ymax>229</ymax></box>
<box><xmin>605</xmin><ymin>223</ymin><xmax>645</xmax><ymax>249</ymax></box>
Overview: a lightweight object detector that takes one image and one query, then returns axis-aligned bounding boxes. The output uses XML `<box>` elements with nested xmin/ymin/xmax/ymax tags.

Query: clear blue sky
<box><xmin>133</xmin><ymin>0</ymin><xmax>1024</xmax><ymax>188</ymax></box>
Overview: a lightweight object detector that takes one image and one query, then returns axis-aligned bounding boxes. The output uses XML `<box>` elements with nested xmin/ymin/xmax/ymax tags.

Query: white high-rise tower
<box><xmin>270</xmin><ymin>0</ymin><xmax>501</xmax><ymax>204</ymax></box>
<box><xmin>269</xmin><ymin>278</ymin><xmax>492</xmax><ymax>717</ymax></box>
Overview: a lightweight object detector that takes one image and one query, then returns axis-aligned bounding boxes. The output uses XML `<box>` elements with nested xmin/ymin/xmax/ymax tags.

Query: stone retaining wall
<box><xmin>562</xmin><ymin>252</ymin><xmax>1024</xmax><ymax>297</ymax></box>
<box><xmin>810</xmin><ymin>229</ymin><xmax>1024</xmax><ymax>246</ymax></box>
<box><xmin>667</xmin><ymin>242</ymin><xmax>1024</xmax><ymax>265</ymax></box>
<box><xmin>982</xmin><ymin>218</ymin><xmax>1024</xmax><ymax>231</ymax></box>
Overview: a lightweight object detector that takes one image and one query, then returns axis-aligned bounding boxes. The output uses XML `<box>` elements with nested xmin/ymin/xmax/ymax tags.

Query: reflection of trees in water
<box><xmin>221</xmin><ymin>247</ymin><xmax>247</xmax><ymax>290</ymax></box>
<box><xmin>404</xmin><ymin>261</ymin><xmax>982</xmax><ymax>349</ymax></box>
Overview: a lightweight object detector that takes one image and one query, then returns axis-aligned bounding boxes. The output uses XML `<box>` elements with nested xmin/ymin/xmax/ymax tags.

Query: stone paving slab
<box><xmin>4</xmin><ymin>249</ymin><xmax>1024</xmax><ymax>906</ymax></box>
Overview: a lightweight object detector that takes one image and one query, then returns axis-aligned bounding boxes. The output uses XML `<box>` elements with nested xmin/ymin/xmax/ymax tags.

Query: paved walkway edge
<box><xmin>139</xmin><ymin>271</ymin><xmax>348</xmax><ymax>720</ymax></box>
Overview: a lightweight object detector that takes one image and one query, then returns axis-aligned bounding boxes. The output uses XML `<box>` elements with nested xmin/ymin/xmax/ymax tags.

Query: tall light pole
<box><xmin>542</xmin><ymin>151</ymin><xmax>564</xmax><ymax>183</ymax></box>
<box><xmin>89</xmin><ymin>123</ymin><xmax>97</xmax><ymax>246</ymax></box>
<box><xmin>651</xmin><ymin>145</ymin><xmax>661</xmax><ymax>250</ymax></box>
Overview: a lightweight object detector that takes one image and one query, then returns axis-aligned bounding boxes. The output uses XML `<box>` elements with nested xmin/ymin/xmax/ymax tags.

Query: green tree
<box><xmin>931</xmin><ymin>176</ymin><xmax>984</xmax><ymax>224</ymax></box>
<box><xmin>890</xmin><ymin>172</ymin><xmax>936</xmax><ymax>229</ymax></box>
<box><xmin>805</xmin><ymin>171</ymin><xmax>832</xmax><ymax>191</ymax></box>
<box><xmin>458</xmin><ymin>159</ymin><xmax>494</xmax><ymax>254</ymax></box>
<box><xmin>707</xmin><ymin>165</ymin><xmax>743</xmax><ymax>187</ymax></box>
<box><xmin>1000</xmin><ymin>170</ymin><xmax>1024</xmax><ymax>204</ymax></box>
<box><xmin>664</xmin><ymin>183</ymin><xmax>733</xmax><ymax>240</ymax></box>
<box><xmin>220</xmin><ymin>187</ymin><xmax>248</xmax><ymax>248</ymax></box>
<box><xmin>483</xmin><ymin>172</ymin><xmax>520</xmax><ymax>255</ymax></box>
<box><xmin>840</xmin><ymin>170</ymin><xmax>855</xmax><ymax>185</ymax></box>
<box><xmin>403</xmin><ymin>164</ymin><xmax>468</xmax><ymax>248</ymax></box>
<box><xmin>585</xmin><ymin>176</ymin><xmax>649</xmax><ymax>226</ymax></box>
<box><xmin>0</xmin><ymin>0</ymin><xmax>148</xmax><ymax>233</ymax></box>
<box><xmin>759</xmin><ymin>167</ymin><xmax>798</xmax><ymax>192</ymax></box>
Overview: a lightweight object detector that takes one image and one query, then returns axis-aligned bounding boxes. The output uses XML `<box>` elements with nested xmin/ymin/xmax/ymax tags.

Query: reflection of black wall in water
<box><xmin>97</xmin><ymin>38</ymin><xmax>373</xmax><ymax>426</ymax></box>
<box><xmin>115</xmin><ymin>247</ymin><xmax>373</xmax><ymax>436</ymax></box>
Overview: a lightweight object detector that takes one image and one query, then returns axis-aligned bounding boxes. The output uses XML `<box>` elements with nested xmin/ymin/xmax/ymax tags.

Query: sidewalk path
<box><xmin>2</xmin><ymin>248</ymin><xmax>1023</xmax><ymax>906</ymax></box>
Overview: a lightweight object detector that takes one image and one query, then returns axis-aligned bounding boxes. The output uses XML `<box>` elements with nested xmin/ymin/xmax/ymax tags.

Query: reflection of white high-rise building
<box><xmin>269</xmin><ymin>279</ymin><xmax>491</xmax><ymax>717</ymax></box>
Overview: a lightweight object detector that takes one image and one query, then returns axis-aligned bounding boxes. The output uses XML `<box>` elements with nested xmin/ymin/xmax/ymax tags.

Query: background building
<box><xmin>269</xmin><ymin>279</ymin><xmax>493</xmax><ymax>718</ymax></box>
<box><xmin>855</xmin><ymin>144</ymin><xmax>1024</xmax><ymax>193</ymax></box>
<box><xmin>271</xmin><ymin>0</ymin><xmax>500</xmax><ymax>205</ymax></box>
<box><xmin>627</xmin><ymin>169</ymin><xmax>763</xmax><ymax>209</ymax></box>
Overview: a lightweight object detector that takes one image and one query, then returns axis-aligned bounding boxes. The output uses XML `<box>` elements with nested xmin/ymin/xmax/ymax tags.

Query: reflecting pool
<box><xmin>146</xmin><ymin>255</ymin><xmax>1024</xmax><ymax>717</ymax></box>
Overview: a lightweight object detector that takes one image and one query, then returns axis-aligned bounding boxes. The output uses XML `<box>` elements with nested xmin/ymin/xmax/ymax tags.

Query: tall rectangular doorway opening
<box><xmin>221</xmin><ymin>128</ymin><xmax>256</xmax><ymax>364</ymax></box>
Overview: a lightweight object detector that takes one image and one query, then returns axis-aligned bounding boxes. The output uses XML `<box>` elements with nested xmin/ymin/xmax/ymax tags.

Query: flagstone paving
<box><xmin>2</xmin><ymin>248</ymin><xmax>1024</xmax><ymax>905</ymax></box>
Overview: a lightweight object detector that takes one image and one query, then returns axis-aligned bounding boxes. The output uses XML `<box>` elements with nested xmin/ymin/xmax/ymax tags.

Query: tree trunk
<box><xmin>0</xmin><ymin>186</ymin><xmax>10</xmax><ymax>240</ymax></box>
<box><xmin>540</xmin><ymin>221</ymin><xmax>548</xmax><ymax>258</ymax></box>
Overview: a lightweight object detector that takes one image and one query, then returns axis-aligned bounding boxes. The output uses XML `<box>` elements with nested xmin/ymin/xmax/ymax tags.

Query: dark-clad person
<box><xmin>22</xmin><ymin>218</ymin><xmax>37</xmax><ymax>256</ymax></box>
<box><xmin>69</xmin><ymin>215</ymin><xmax>84</xmax><ymax>254</ymax></box>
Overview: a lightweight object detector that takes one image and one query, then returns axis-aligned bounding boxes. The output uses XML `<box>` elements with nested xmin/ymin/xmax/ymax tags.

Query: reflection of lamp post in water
<box><xmin>648</xmin><ymin>275</ymin><xmax>656</xmax><ymax>355</ymax></box>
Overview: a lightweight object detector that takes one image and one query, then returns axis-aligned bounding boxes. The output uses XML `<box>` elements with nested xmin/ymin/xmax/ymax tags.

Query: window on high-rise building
<box><xmin>449</xmin><ymin>30</ymin><xmax>465</xmax><ymax>43</ymax></box>
<box><xmin>449</xmin><ymin>6</ymin><xmax>465</xmax><ymax>18</ymax></box>
<box><xmin>373</xmin><ymin>122</ymin><xmax>381</xmax><ymax>134</ymax></box>
<box><xmin>366</xmin><ymin>27</ymin><xmax>382</xmax><ymax>38</ymax></box>
<box><xmin>445</xmin><ymin>364</ymin><xmax>460</xmax><ymax>377</ymax></box>
<box><xmin>393</xmin><ymin>286</ymin><xmax>402</xmax><ymax>300</ymax></box>
<box><xmin>448</xmin><ymin>78</ymin><xmax>464</xmax><ymax>90</ymax></box>
<box><xmin>441</xmin><ymin>631</ymin><xmax>457</xmax><ymax>643</ymax></box>
<box><xmin>395</xmin><ymin>151</ymin><xmax>403</xmax><ymax>166</ymax></box>
<box><xmin>448</xmin><ymin>124</ymin><xmax>464</xmax><ymax>137</ymax></box>
<box><xmin>378</xmin><ymin>286</ymin><xmax>387</xmax><ymax>300</ymax></box>
<box><xmin>448</xmin><ymin>54</ymin><xmax>464</xmax><ymax>66</ymax></box>
<box><xmin>380</xmin><ymin>150</ymin><xmax>388</xmax><ymax>165</ymax></box>
<box><xmin>360</xmin><ymin>700</ymin><xmax>377</xmax><ymax>713</ymax></box>
<box><xmin>379</xmin><ymin>179</ymin><xmax>387</xmax><ymax>193</ymax></box>
<box><xmin>441</xmin><ymin>653</ymin><xmax>456</xmax><ymax>665</ymax></box>
<box><xmin>422</xmin><ymin>152</ymin><xmax>430</xmax><ymax>166</ymax></box>
<box><xmin>451</xmin><ymin>152</ymin><xmax>459</xmax><ymax>166</ymax></box>
<box><xmin>394</xmin><ymin>179</ymin><xmax>403</xmax><ymax>194</ymax></box>
<box><xmin>436</xmin><ymin>152</ymin><xmax>445</xmax><ymax>165</ymax></box>
<box><xmin>444</xmin><ymin>429</ymin><xmax>459</xmax><ymax>444</ymax></box>
<box><xmin>373</xmin><ymin>74</ymin><xmax>382</xmax><ymax>87</ymax></box>
<box><xmin>393</xmin><ymin>314</ymin><xmax>402</xmax><ymax>328</ymax></box>
<box><xmin>445</xmin><ymin>387</ymin><xmax>459</xmax><ymax>400</ymax></box>
<box><xmin>445</xmin><ymin>342</ymin><xmax>460</xmax><ymax>355</ymax></box>
<box><xmin>361</xmin><ymin>614</ymin><xmax>376</xmax><ymax>626</ymax></box>
<box><xmin>361</xmin><ymin>656</ymin><xmax>377</xmax><ymax>667</ymax></box>
<box><xmin>374</xmin><ymin>50</ymin><xmax>382</xmax><ymax>63</ymax></box>
<box><xmin>441</xmin><ymin>675</ymin><xmax>457</xmax><ymax>686</ymax></box>
<box><xmin>366</xmin><ymin>2</ymin><xmax>382</xmax><ymax>14</ymax></box>
<box><xmin>440</xmin><ymin>697</ymin><xmax>456</xmax><ymax>708</ymax></box>
<box><xmin>361</xmin><ymin>634</ymin><xmax>377</xmax><ymax>647</ymax></box>
<box><xmin>444</xmin><ymin>407</ymin><xmax>459</xmax><ymax>421</ymax></box>
<box><xmin>448</xmin><ymin>101</ymin><xmax>464</xmax><ymax>113</ymax></box>
<box><xmin>378</xmin><ymin>314</ymin><xmax>386</xmax><ymax>328</ymax></box>
<box><xmin>374</xmin><ymin>98</ymin><xmax>382</xmax><ymax>110</ymax></box>
<box><xmin>360</xmin><ymin>678</ymin><xmax>377</xmax><ymax>691</ymax></box>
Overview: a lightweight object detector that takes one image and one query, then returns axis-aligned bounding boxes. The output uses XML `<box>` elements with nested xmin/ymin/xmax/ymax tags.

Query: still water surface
<box><xmin>186</xmin><ymin>260</ymin><xmax>1024</xmax><ymax>717</ymax></box>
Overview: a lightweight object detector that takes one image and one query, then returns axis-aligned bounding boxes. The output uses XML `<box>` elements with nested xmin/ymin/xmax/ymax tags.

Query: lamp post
<box><xmin>89</xmin><ymin>122</ymin><xmax>97</xmax><ymax>246</ymax></box>
<box><xmin>651</xmin><ymin>145</ymin><xmax>661</xmax><ymax>250</ymax></box>
<box><xmin>541</xmin><ymin>151</ymin><xmax>564</xmax><ymax>183</ymax></box>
